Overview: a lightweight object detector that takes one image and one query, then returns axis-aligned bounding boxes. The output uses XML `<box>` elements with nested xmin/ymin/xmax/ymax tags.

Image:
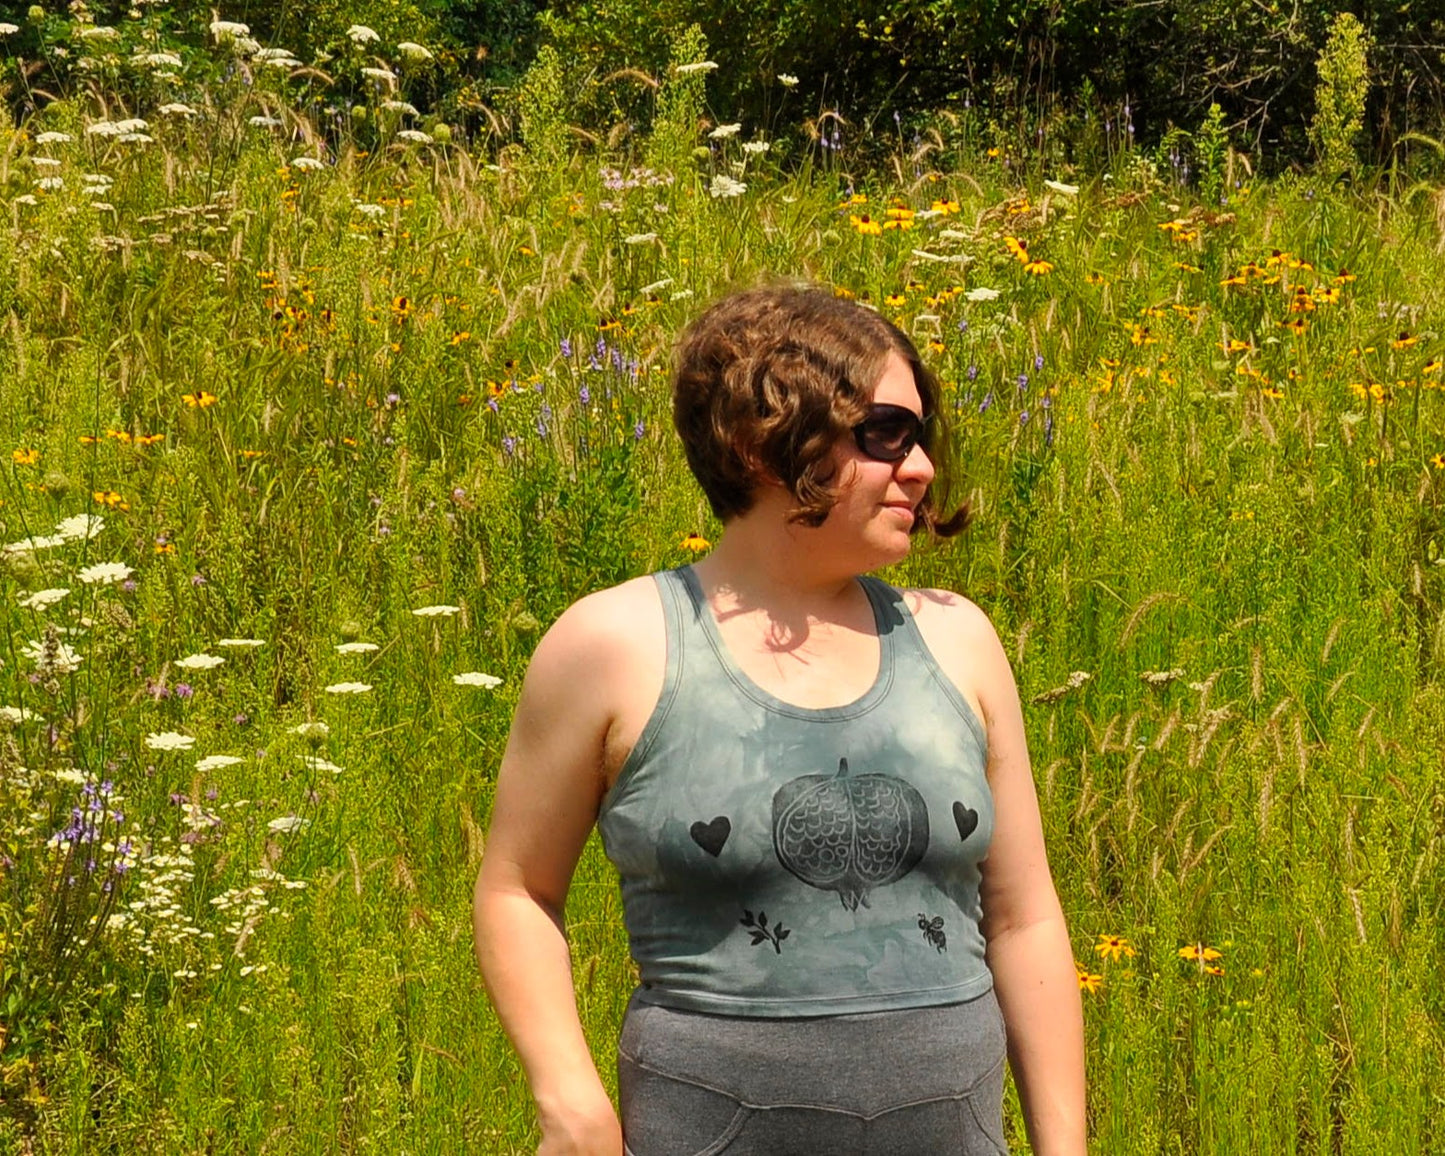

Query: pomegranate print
<box><xmin>772</xmin><ymin>757</ymin><xmax>930</xmax><ymax>911</ymax></box>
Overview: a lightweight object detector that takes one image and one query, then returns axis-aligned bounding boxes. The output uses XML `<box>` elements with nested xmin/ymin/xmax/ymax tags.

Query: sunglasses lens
<box><xmin>855</xmin><ymin>407</ymin><xmax>927</xmax><ymax>461</ymax></box>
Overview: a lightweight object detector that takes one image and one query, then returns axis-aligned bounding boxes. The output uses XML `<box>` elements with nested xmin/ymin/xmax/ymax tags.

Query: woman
<box><xmin>474</xmin><ymin>285</ymin><xmax>1085</xmax><ymax>1155</ymax></box>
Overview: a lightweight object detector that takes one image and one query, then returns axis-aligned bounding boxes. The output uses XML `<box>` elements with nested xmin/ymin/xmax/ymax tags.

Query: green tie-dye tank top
<box><xmin>596</xmin><ymin>565</ymin><xmax>995</xmax><ymax>1017</ymax></box>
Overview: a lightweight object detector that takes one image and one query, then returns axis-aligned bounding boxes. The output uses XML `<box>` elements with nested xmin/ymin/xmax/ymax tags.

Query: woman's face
<box><xmin>816</xmin><ymin>351</ymin><xmax>935</xmax><ymax>569</ymax></box>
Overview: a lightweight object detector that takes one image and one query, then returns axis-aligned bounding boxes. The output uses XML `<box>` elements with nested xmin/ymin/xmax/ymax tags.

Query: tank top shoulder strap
<box><xmin>615</xmin><ymin>568</ymin><xmax>691</xmax><ymax>779</ymax></box>
<box><xmin>857</xmin><ymin>575</ymin><xmax>988</xmax><ymax>751</ymax></box>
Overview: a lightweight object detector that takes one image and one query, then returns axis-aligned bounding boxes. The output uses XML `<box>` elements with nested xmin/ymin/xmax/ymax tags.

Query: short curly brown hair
<box><xmin>671</xmin><ymin>284</ymin><xmax>969</xmax><ymax>537</ymax></box>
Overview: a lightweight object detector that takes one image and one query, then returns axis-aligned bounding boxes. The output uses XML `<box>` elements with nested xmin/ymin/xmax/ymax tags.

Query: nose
<box><xmin>896</xmin><ymin>439</ymin><xmax>935</xmax><ymax>485</ymax></box>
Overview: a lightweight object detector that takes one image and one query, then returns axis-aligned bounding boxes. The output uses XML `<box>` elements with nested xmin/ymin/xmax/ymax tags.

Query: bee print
<box><xmin>918</xmin><ymin>914</ymin><xmax>947</xmax><ymax>953</ymax></box>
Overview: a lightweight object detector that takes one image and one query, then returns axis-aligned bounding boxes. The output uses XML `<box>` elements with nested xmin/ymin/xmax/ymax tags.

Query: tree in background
<box><xmin>1310</xmin><ymin>12</ymin><xmax>1372</xmax><ymax>178</ymax></box>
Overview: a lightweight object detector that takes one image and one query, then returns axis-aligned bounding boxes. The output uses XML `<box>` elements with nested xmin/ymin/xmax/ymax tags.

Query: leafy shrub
<box><xmin>1311</xmin><ymin>11</ymin><xmax>1372</xmax><ymax>177</ymax></box>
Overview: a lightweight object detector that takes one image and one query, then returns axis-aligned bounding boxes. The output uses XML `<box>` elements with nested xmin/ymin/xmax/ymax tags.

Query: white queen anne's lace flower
<box><xmin>396</xmin><ymin>129</ymin><xmax>432</xmax><ymax>144</ymax></box>
<box><xmin>217</xmin><ymin>638</ymin><xmax>265</xmax><ymax>648</ymax></box>
<box><xmin>78</xmin><ymin>561</ymin><xmax>132</xmax><ymax>585</ymax></box>
<box><xmin>453</xmin><ymin>672</ymin><xmax>502</xmax><ymax>688</ymax></box>
<box><xmin>175</xmin><ymin>652</ymin><xmax>224</xmax><ymax>670</ymax></box>
<box><xmin>709</xmin><ymin>175</ymin><xmax>747</xmax><ymax>199</ymax></box>
<box><xmin>411</xmin><ymin>604</ymin><xmax>459</xmax><ymax>617</ymax></box>
<box><xmin>299</xmin><ymin>755</ymin><xmax>344</xmax><ymax>774</ymax></box>
<box><xmin>35</xmin><ymin>131</ymin><xmax>74</xmax><ymax>144</ymax></box>
<box><xmin>0</xmin><ymin>706</ymin><xmax>37</xmax><ymax>724</ymax></box>
<box><xmin>196</xmin><ymin>754</ymin><xmax>245</xmax><ymax>771</ymax></box>
<box><xmin>324</xmin><ymin>681</ymin><xmax>372</xmax><ymax>694</ymax></box>
<box><xmin>396</xmin><ymin>42</ymin><xmax>432</xmax><ymax>61</ymax></box>
<box><xmin>290</xmin><ymin>156</ymin><xmax>324</xmax><ymax>171</ymax></box>
<box><xmin>21</xmin><ymin>638</ymin><xmax>83</xmax><ymax>673</ymax></box>
<box><xmin>708</xmin><ymin>123</ymin><xmax>742</xmax><ymax>139</ymax></box>
<box><xmin>965</xmin><ymin>287</ymin><xmax>1001</xmax><ymax>302</ymax></box>
<box><xmin>675</xmin><ymin>61</ymin><xmax>718</xmax><ymax>75</ymax></box>
<box><xmin>56</xmin><ymin>514</ymin><xmax>105</xmax><ymax>540</ymax></box>
<box><xmin>210</xmin><ymin>20</ymin><xmax>251</xmax><ymax>39</ymax></box>
<box><xmin>267</xmin><ymin>815</ymin><xmax>309</xmax><ymax>834</ymax></box>
<box><xmin>346</xmin><ymin>24</ymin><xmax>380</xmax><ymax>44</ymax></box>
<box><xmin>335</xmin><ymin>642</ymin><xmax>379</xmax><ymax>654</ymax></box>
<box><xmin>19</xmin><ymin>588</ymin><xmax>70</xmax><ymax>611</ymax></box>
<box><xmin>145</xmin><ymin>731</ymin><xmax>195</xmax><ymax>751</ymax></box>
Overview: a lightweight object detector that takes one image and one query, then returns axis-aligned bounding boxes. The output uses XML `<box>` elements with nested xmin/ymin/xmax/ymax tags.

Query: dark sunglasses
<box><xmin>851</xmin><ymin>404</ymin><xmax>933</xmax><ymax>463</ymax></box>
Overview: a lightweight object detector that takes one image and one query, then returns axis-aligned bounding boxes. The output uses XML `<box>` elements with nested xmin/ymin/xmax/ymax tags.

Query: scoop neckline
<box><xmin>676</xmin><ymin>564</ymin><xmax>895</xmax><ymax>720</ymax></box>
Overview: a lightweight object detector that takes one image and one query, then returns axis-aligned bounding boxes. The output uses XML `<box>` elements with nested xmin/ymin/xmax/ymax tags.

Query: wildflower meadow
<box><xmin>3</xmin><ymin>7</ymin><xmax>1445</xmax><ymax>1154</ymax></box>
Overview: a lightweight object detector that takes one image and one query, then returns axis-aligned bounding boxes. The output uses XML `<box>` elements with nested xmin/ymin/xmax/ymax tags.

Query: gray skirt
<box><xmin>618</xmin><ymin>988</ymin><xmax>1009</xmax><ymax>1156</ymax></box>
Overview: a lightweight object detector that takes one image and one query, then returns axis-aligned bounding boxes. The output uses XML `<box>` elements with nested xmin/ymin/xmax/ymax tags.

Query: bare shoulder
<box><xmin>524</xmin><ymin>574</ymin><xmax>667</xmax><ymax>784</ymax></box>
<box><xmin>531</xmin><ymin>574</ymin><xmax>665</xmax><ymax>682</ymax></box>
<box><xmin>899</xmin><ymin>586</ymin><xmax>1012</xmax><ymax>725</ymax></box>
<box><xmin>902</xmin><ymin>587</ymin><xmax>1000</xmax><ymax>640</ymax></box>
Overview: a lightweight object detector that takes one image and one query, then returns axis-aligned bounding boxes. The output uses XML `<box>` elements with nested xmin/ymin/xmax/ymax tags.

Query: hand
<box><xmin>536</xmin><ymin>1094</ymin><xmax>623</xmax><ymax>1156</ymax></box>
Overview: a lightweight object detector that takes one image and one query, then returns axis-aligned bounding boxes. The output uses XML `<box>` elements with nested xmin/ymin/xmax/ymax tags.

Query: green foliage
<box><xmin>1311</xmin><ymin>11</ymin><xmax>1372</xmax><ymax>178</ymax></box>
<box><xmin>516</xmin><ymin>43</ymin><xmax>571</xmax><ymax>165</ymax></box>
<box><xmin>7</xmin><ymin>8</ymin><xmax>1445</xmax><ymax>1150</ymax></box>
<box><xmin>1196</xmin><ymin>102</ymin><xmax>1229</xmax><ymax>208</ymax></box>
<box><xmin>645</xmin><ymin>24</ymin><xmax>709</xmax><ymax>175</ymax></box>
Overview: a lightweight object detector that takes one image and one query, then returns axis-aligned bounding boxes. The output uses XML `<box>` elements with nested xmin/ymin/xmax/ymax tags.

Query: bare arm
<box><xmin>969</xmin><ymin>606</ymin><xmax>1087</xmax><ymax>1156</ymax></box>
<box><xmin>474</xmin><ymin>596</ymin><xmax>628</xmax><ymax>1156</ymax></box>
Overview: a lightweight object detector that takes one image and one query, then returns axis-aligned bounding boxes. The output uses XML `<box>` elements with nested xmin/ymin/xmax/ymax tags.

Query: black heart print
<box><xmin>689</xmin><ymin>816</ymin><xmax>731</xmax><ymax>857</ymax></box>
<box><xmin>952</xmin><ymin>801</ymin><xmax>978</xmax><ymax>842</ymax></box>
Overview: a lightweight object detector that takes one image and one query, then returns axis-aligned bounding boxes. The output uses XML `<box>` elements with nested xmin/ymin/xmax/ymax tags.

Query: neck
<box><xmin>690</xmin><ymin>492</ymin><xmax>861</xmax><ymax>621</ymax></box>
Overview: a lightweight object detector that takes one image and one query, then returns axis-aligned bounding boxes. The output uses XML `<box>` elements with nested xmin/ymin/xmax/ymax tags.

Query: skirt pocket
<box><xmin>618</xmin><ymin>1050</ymin><xmax>751</xmax><ymax>1156</ymax></box>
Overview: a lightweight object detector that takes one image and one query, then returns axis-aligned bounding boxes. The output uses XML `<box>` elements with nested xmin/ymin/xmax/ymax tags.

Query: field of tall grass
<box><xmin>3</xmin><ymin>15</ymin><xmax>1445</xmax><ymax>1154</ymax></box>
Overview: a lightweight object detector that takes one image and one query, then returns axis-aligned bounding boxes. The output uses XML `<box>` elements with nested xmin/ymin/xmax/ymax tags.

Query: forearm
<box><xmin>986</xmin><ymin>916</ymin><xmax>1086</xmax><ymax>1156</ymax></box>
<box><xmin>473</xmin><ymin>880</ymin><xmax>614</xmax><ymax>1117</ymax></box>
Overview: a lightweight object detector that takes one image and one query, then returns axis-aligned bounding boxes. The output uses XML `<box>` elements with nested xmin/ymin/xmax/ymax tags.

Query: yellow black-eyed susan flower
<box><xmin>182</xmin><ymin>391</ymin><xmax>218</xmax><ymax>408</ymax></box>
<box><xmin>680</xmin><ymin>532</ymin><xmax>711</xmax><ymax>553</ymax></box>
<box><xmin>12</xmin><ymin>448</ymin><xmax>39</xmax><ymax>466</ymax></box>
<box><xmin>1094</xmin><ymin>934</ymin><xmax>1137</xmax><ymax>962</ymax></box>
